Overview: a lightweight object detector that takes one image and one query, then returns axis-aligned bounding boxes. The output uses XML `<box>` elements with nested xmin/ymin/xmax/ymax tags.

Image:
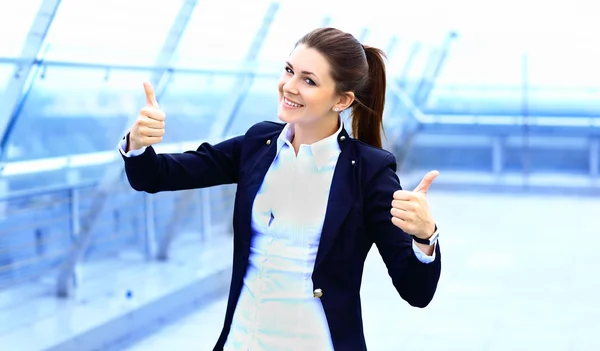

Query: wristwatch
<box><xmin>412</xmin><ymin>225</ymin><xmax>439</xmax><ymax>246</ymax></box>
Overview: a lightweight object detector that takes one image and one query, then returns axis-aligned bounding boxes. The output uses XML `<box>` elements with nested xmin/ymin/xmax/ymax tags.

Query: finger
<box><xmin>141</xmin><ymin>119</ymin><xmax>165</xmax><ymax>130</ymax></box>
<box><xmin>141</xmin><ymin>136</ymin><xmax>163</xmax><ymax>145</ymax></box>
<box><xmin>413</xmin><ymin>170</ymin><xmax>439</xmax><ymax>194</ymax></box>
<box><xmin>392</xmin><ymin>200</ymin><xmax>415</xmax><ymax>211</ymax></box>
<box><xmin>391</xmin><ymin>217</ymin><xmax>409</xmax><ymax>232</ymax></box>
<box><xmin>143</xmin><ymin>81</ymin><xmax>159</xmax><ymax>108</ymax></box>
<box><xmin>391</xmin><ymin>207</ymin><xmax>412</xmax><ymax>221</ymax></box>
<box><xmin>393</xmin><ymin>190</ymin><xmax>416</xmax><ymax>201</ymax></box>
<box><xmin>140</xmin><ymin>106</ymin><xmax>165</xmax><ymax>121</ymax></box>
<box><xmin>140</xmin><ymin>126</ymin><xmax>165</xmax><ymax>138</ymax></box>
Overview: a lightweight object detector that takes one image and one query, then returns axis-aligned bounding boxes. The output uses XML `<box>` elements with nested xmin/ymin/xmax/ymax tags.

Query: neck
<box><xmin>291</xmin><ymin>114</ymin><xmax>339</xmax><ymax>153</ymax></box>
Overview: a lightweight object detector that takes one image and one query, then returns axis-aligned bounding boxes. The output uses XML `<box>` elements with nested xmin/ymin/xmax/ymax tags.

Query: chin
<box><xmin>277</xmin><ymin>108</ymin><xmax>297</xmax><ymax>124</ymax></box>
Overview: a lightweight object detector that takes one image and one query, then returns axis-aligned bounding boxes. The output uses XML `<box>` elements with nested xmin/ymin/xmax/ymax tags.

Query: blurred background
<box><xmin>0</xmin><ymin>0</ymin><xmax>598</xmax><ymax>350</ymax></box>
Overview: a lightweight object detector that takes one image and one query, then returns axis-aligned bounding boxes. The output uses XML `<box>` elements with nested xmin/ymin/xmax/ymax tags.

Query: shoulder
<box><xmin>349</xmin><ymin>138</ymin><xmax>397</xmax><ymax>174</ymax></box>
<box><xmin>244</xmin><ymin>120</ymin><xmax>285</xmax><ymax>141</ymax></box>
<box><xmin>234</xmin><ymin>121</ymin><xmax>285</xmax><ymax>161</ymax></box>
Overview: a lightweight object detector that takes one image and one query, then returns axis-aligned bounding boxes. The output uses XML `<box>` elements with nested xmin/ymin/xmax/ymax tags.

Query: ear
<box><xmin>333</xmin><ymin>91</ymin><xmax>355</xmax><ymax>112</ymax></box>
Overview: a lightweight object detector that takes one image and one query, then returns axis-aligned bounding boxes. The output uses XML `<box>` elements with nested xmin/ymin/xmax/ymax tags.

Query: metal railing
<box><xmin>0</xmin><ymin>163</ymin><xmax>236</xmax><ymax>295</ymax></box>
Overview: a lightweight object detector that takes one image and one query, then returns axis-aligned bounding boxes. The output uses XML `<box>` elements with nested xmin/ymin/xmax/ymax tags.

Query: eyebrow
<box><xmin>286</xmin><ymin>62</ymin><xmax>317</xmax><ymax>78</ymax></box>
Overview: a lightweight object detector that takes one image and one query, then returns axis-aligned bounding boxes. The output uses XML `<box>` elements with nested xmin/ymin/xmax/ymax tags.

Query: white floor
<box><xmin>122</xmin><ymin>190</ymin><xmax>600</xmax><ymax>351</ymax></box>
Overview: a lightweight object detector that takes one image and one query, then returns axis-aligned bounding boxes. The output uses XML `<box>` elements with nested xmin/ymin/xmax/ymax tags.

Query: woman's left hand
<box><xmin>390</xmin><ymin>170</ymin><xmax>439</xmax><ymax>239</ymax></box>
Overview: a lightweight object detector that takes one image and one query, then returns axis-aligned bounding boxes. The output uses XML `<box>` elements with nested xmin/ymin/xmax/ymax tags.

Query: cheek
<box><xmin>304</xmin><ymin>89</ymin><xmax>333</xmax><ymax>110</ymax></box>
<box><xmin>278</xmin><ymin>74</ymin><xmax>289</xmax><ymax>93</ymax></box>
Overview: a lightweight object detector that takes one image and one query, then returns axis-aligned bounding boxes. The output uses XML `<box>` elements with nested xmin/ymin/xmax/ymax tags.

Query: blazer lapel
<box><xmin>314</xmin><ymin>130</ymin><xmax>356</xmax><ymax>270</ymax></box>
<box><xmin>238</xmin><ymin>136</ymin><xmax>278</xmax><ymax>242</ymax></box>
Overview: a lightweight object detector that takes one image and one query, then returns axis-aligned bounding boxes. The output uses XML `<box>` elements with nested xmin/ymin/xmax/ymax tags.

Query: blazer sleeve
<box><xmin>366</xmin><ymin>153</ymin><xmax>441</xmax><ymax>308</ymax></box>
<box><xmin>121</xmin><ymin>133</ymin><xmax>244</xmax><ymax>193</ymax></box>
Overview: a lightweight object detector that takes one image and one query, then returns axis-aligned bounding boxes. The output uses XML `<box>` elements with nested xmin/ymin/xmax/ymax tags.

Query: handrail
<box><xmin>0</xmin><ymin>178</ymin><xmax>236</xmax><ymax>292</ymax></box>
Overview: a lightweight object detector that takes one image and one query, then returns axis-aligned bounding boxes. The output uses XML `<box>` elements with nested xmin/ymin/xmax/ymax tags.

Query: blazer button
<box><xmin>313</xmin><ymin>288</ymin><xmax>323</xmax><ymax>298</ymax></box>
<box><xmin>266</xmin><ymin>139</ymin><xmax>271</xmax><ymax>145</ymax></box>
<box><xmin>340</xmin><ymin>136</ymin><xmax>346</xmax><ymax>142</ymax></box>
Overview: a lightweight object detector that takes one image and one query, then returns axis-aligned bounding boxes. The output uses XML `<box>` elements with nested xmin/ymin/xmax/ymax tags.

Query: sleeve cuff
<box><xmin>118</xmin><ymin>137</ymin><xmax>147</xmax><ymax>157</ymax></box>
<box><xmin>412</xmin><ymin>240</ymin><xmax>436</xmax><ymax>264</ymax></box>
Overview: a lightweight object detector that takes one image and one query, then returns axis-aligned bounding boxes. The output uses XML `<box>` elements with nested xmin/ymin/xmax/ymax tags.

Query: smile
<box><xmin>284</xmin><ymin>97</ymin><xmax>304</xmax><ymax>108</ymax></box>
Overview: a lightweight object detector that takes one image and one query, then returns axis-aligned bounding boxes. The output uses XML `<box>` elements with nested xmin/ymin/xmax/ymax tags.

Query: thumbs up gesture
<box><xmin>390</xmin><ymin>170</ymin><xmax>439</xmax><ymax>240</ymax></box>
<box><xmin>128</xmin><ymin>81</ymin><xmax>166</xmax><ymax>151</ymax></box>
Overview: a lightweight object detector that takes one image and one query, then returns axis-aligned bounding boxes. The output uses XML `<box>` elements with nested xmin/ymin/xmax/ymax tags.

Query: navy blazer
<box><xmin>121</xmin><ymin>121</ymin><xmax>442</xmax><ymax>350</ymax></box>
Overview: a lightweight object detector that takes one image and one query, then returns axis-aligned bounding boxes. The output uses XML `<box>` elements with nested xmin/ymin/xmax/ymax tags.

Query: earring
<box><xmin>334</xmin><ymin>107</ymin><xmax>339</xmax><ymax>112</ymax></box>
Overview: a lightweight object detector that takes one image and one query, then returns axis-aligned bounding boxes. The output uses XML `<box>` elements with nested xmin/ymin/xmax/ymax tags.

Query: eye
<box><xmin>285</xmin><ymin>66</ymin><xmax>293</xmax><ymax>74</ymax></box>
<box><xmin>304</xmin><ymin>78</ymin><xmax>316</xmax><ymax>86</ymax></box>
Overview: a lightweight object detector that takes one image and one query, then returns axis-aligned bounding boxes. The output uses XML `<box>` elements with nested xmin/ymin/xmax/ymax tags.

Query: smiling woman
<box><xmin>119</xmin><ymin>27</ymin><xmax>442</xmax><ymax>351</ymax></box>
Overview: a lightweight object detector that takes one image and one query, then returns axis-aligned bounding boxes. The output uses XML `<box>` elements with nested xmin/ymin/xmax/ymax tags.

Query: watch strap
<box><xmin>412</xmin><ymin>225</ymin><xmax>439</xmax><ymax>245</ymax></box>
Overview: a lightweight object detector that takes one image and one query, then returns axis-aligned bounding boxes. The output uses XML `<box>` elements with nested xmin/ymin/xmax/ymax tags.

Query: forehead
<box><xmin>288</xmin><ymin>44</ymin><xmax>333</xmax><ymax>83</ymax></box>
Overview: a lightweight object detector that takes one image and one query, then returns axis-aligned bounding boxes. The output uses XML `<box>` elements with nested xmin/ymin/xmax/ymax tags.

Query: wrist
<box><xmin>127</xmin><ymin>134</ymin><xmax>142</xmax><ymax>152</ymax></box>
<box><xmin>412</xmin><ymin>224</ymin><xmax>439</xmax><ymax>246</ymax></box>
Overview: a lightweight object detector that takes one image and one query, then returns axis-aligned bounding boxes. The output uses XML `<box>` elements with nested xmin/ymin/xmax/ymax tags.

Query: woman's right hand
<box><xmin>128</xmin><ymin>82</ymin><xmax>166</xmax><ymax>151</ymax></box>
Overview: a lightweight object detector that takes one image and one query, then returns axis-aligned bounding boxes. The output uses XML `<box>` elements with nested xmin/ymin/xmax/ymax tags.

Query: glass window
<box><xmin>157</xmin><ymin>72</ymin><xmax>240</xmax><ymax>143</ymax></box>
<box><xmin>43</xmin><ymin>0</ymin><xmax>184</xmax><ymax>65</ymax></box>
<box><xmin>255</xmin><ymin>2</ymin><xmax>329</xmax><ymax>69</ymax></box>
<box><xmin>0</xmin><ymin>64</ymin><xmax>16</xmax><ymax>97</ymax></box>
<box><xmin>3</xmin><ymin>66</ymin><xmax>153</xmax><ymax>161</ymax></box>
<box><xmin>427</xmin><ymin>31</ymin><xmax>600</xmax><ymax>116</ymax></box>
<box><xmin>0</xmin><ymin>0</ymin><xmax>43</xmax><ymax>57</ymax></box>
<box><xmin>526</xmin><ymin>35</ymin><xmax>600</xmax><ymax>89</ymax></box>
<box><xmin>173</xmin><ymin>0</ymin><xmax>273</xmax><ymax>69</ymax></box>
<box><xmin>226</xmin><ymin>76</ymin><xmax>279</xmax><ymax>136</ymax></box>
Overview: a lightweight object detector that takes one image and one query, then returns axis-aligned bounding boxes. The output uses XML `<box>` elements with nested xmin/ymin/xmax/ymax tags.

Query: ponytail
<box><xmin>351</xmin><ymin>45</ymin><xmax>387</xmax><ymax>149</ymax></box>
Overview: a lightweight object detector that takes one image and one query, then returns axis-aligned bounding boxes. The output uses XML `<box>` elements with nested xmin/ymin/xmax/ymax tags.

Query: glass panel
<box><xmin>526</xmin><ymin>35</ymin><xmax>600</xmax><ymax>89</ymax></box>
<box><xmin>4</xmin><ymin>66</ymin><xmax>153</xmax><ymax>162</ymax></box>
<box><xmin>255</xmin><ymin>2</ymin><xmax>329</xmax><ymax>69</ymax></box>
<box><xmin>43</xmin><ymin>0</ymin><xmax>184</xmax><ymax>65</ymax></box>
<box><xmin>157</xmin><ymin>72</ymin><xmax>240</xmax><ymax>143</ymax></box>
<box><xmin>0</xmin><ymin>0</ymin><xmax>43</xmax><ymax>57</ymax></box>
<box><xmin>362</xmin><ymin>27</ymin><xmax>394</xmax><ymax>55</ymax></box>
<box><xmin>425</xmin><ymin>35</ymin><xmax>523</xmax><ymax>115</ymax></box>
<box><xmin>174</xmin><ymin>0</ymin><xmax>272</xmax><ymax>69</ymax></box>
<box><xmin>227</xmin><ymin>77</ymin><xmax>279</xmax><ymax>136</ymax></box>
<box><xmin>0</xmin><ymin>64</ymin><xmax>15</xmax><ymax>97</ymax></box>
<box><xmin>526</xmin><ymin>36</ymin><xmax>600</xmax><ymax>117</ymax></box>
<box><xmin>426</xmin><ymin>32</ymin><xmax>600</xmax><ymax>116</ymax></box>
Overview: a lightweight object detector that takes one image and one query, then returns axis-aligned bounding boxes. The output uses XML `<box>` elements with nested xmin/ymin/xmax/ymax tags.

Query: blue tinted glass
<box><xmin>44</xmin><ymin>0</ymin><xmax>185</xmax><ymax>65</ymax></box>
<box><xmin>227</xmin><ymin>77</ymin><xmax>279</xmax><ymax>136</ymax></box>
<box><xmin>0</xmin><ymin>0</ymin><xmax>43</xmax><ymax>57</ymax></box>
<box><xmin>174</xmin><ymin>0</ymin><xmax>272</xmax><ymax>69</ymax></box>
<box><xmin>256</xmin><ymin>2</ymin><xmax>333</xmax><ymax>68</ymax></box>
<box><xmin>157</xmin><ymin>72</ymin><xmax>240</xmax><ymax>142</ymax></box>
<box><xmin>0</xmin><ymin>64</ymin><xmax>15</xmax><ymax>97</ymax></box>
<box><xmin>4</xmin><ymin>66</ymin><xmax>152</xmax><ymax>161</ymax></box>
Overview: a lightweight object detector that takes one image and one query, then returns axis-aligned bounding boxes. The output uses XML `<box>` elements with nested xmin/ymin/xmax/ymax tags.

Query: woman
<box><xmin>119</xmin><ymin>27</ymin><xmax>441</xmax><ymax>351</ymax></box>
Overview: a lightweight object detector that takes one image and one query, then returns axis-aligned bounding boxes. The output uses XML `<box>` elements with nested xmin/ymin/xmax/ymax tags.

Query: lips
<box><xmin>284</xmin><ymin>97</ymin><xmax>304</xmax><ymax>108</ymax></box>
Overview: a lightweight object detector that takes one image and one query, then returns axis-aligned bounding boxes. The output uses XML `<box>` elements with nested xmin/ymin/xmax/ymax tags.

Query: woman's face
<box><xmin>277</xmin><ymin>44</ymin><xmax>344</xmax><ymax>126</ymax></box>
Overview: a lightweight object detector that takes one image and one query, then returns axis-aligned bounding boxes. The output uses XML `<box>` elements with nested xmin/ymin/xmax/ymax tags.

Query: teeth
<box><xmin>285</xmin><ymin>98</ymin><xmax>303</xmax><ymax>107</ymax></box>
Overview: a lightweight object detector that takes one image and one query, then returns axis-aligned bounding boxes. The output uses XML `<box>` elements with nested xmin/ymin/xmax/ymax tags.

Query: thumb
<box><xmin>413</xmin><ymin>170</ymin><xmax>439</xmax><ymax>194</ymax></box>
<box><xmin>143</xmin><ymin>81</ymin><xmax>159</xmax><ymax>108</ymax></box>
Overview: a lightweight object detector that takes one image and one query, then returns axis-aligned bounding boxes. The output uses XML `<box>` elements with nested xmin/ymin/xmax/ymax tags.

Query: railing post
<box><xmin>57</xmin><ymin>170</ymin><xmax>81</xmax><ymax>296</ymax></box>
<box><xmin>590</xmin><ymin>139</ymin><xmax>599</xmax><ymax>178</ymax></box>
<box><xmin>492</xmin><ymin>137</ymin><xmax>504</xmax><ymax>175</ymax></box>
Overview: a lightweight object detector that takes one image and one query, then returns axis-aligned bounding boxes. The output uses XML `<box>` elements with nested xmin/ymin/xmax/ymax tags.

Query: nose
<box><xmin>282</xmin><ymin>77</ymin><xmax>299</xmax><ymax>95</ymax></box>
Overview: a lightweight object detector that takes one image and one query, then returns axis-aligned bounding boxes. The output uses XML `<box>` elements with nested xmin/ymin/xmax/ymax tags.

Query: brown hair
<box><xmin>296</xmin><ymin>27</ymin><xmax>387</xmax><ymax>148</ymax></box>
